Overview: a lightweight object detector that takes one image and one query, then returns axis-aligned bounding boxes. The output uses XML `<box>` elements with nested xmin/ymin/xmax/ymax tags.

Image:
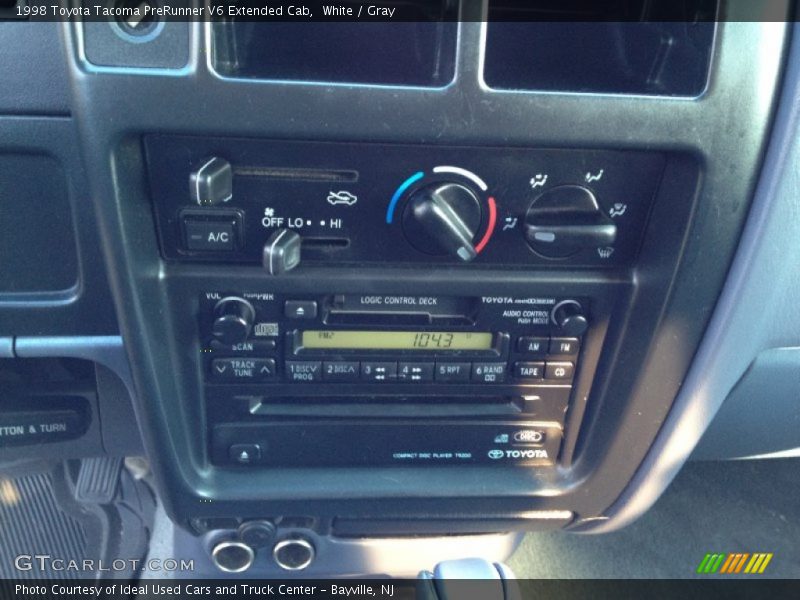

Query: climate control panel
<box><xmin>145</xmin><ymin>136</ymin><xmax>665</xmax><ymax>268</ymax></box>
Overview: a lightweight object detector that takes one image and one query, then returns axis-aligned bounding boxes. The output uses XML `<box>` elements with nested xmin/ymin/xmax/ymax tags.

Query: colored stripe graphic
<box><xmin>719</xmin><ymin>554</ymin><xmax>736</xmax><ymax>574</ymax></box>
<box><xmin>734</xmin><ymin>553</ymin><xmax>750</xmax><ymax>573</ymax></box>
<box><xmin>386</xmin><ymin>171</ymin><xmax>424</xmax><ymax>224</ymax></box>
<box><xmin>759</xmin><ymin>553</ymin><xmax>773</xmax><ymax>573</ymax></box>
<box><xmin>744</xmin><ymin>553</ymin><xmax>773</xmax><ymax>574</ymax></box>
<box><xmin>474</xmin><ymin>197</ymin><xmax>497</xmax><ymax>254</ymax></box>
<box><xmin>720</xmin><ymin>553</ymin><xmax>750</xmax><ymax>573</ymax></box>
<box><xmin>697</xmin><ymin>553</ymin><xmax>726</xmax><ymax>574</ymax></box>
<box><xmin>699</xmin><ymin>553</ymin><xmax>773</xmax><ymax>574</ymax></box>
<box><xmin>696</xmin><ymin>554</ymin><xmax>713</xmax><ymax>573</ymax></box>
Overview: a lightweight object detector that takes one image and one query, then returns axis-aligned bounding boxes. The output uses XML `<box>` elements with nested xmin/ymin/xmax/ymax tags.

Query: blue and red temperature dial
<box><xmin>386</xmin><ymin>166</ymin><xmax>497</xmax><ymax>261</ymax></box>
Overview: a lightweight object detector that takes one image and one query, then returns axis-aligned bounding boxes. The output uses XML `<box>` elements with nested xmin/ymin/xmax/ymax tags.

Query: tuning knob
<box><xmin>552</xmin><ymin>301</ymin><xmax>589</xmax><ymax>336</ymax></box>
<box><xmin>402</xmin><ymin>182</ymin><xmax>482</xmax><ymax>261</ymax></box>
<box><xmin>212</xmin><ymin>297</ymin><xmax>255</xmax><ymax>344</ymax></box>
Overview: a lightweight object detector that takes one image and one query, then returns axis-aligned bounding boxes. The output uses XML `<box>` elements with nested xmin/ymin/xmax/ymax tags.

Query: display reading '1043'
<box><xmin>301</xmin><ymin>331</ymin><xmax>493</xmax><ymax>351</ymax></box>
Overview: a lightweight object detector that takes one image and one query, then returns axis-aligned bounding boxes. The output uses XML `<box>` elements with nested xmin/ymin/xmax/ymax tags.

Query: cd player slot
<box><xmin>248</xmin><ymin>397</ymin><xmax>518</xmax><ymax>419</ymax></box>
<box><xmin>326</xmin><ymin>294</ymin><xmax>478</xmax><ymax>317</ymax></box>
<box><xmin>324</xmin><ymin>312</ymin><xmax>432</xmax><ymax>326</ymax></box>
<box><xmin>324</xmin><ymin>311</ymin><xmax>474</xmax><ymax>326</ymax></box>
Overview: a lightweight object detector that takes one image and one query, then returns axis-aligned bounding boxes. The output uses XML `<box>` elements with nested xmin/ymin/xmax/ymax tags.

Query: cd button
<box><xmin>434</xmin><ymin>362</ymin><xmax>471</xmax><ymax>382</ymax></box>
<box><xmin>514</xmin><ymin>361</ymin><xmax>544</xmax><ymax>380</ymax></box>
<box><xmin>549</xmin><ymin>337</ymin><xmax>580</xmax><ymax>356</ymax></box>
<box><xmin>545</xmin><ymin>361</ymin><xmax>574</xmax><ymax>381</ymax></box>
<box><xmin>471</xmin><ymin>363</ymin><xmax>506</xmax><ymax>383</ymax></box>
<box><xmin>323</xmin><ymin>361</ymin><xmax>360</xmax><ymax>382</ymax></box>
<box><xmin>517</xmin><ymin>336</ymin><xmax>549</xmax><ymax>356</ymax></box>
<box><xmin>361</xmin><ymin>362</ymin><xmax>397</xmax><ymax>382</ymax></box>
<box><xmin>398</xmin><ymin>362</ymin><xmax>435</xmax><ymax>382</ymax></box>
<box><xmin>285</xmin><ymin>361</ymin><xmax>322</xmax><ymax>382</ymax></box>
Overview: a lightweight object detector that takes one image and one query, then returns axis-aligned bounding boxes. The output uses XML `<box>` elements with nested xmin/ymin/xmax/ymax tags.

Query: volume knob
<box><xmin>212</xmin><ymin>297</ymin><xmax>255</xmax><ymax>344</ymax></box>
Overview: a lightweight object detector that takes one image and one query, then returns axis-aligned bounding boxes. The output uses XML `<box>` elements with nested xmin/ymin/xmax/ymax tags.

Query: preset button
<box><xmin>398</xmin><ymin>362</ymin><xmax>435</xmax><ymax>382</ymax></box>
<box><xmin>435</xmin><ymin>362</ymin><xmax>471</xmax><ymax>382</ymax></box>
<box><xmin>323</xmin><ymin>361</ymin><xmax>360</xmax><ymax>382</ymax></box>
<box><xmin>361</xmin><ymin>362</ymin><xmax>397</xmax><ymax>382</ymax></box>
<box><xmin>285</xmin><ymin>361</ymin><xmax>322</xmax><ymax>382</ymax></box>
<box><xmin>471</xmin><ymin>363</ymin><xmax>506</xmax><ymax>383</ymax></box>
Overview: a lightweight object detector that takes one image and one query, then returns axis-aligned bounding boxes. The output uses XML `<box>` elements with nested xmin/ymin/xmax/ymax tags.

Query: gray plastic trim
<box><xmin>192</xmin><ymin>528</ymin><xmax>520</xmax><ymax>578</ymax></box>
<box><xmin>577</xmin><ymin>23</ymin><xmax>800</xmax><ymax>533</ymax></box>
<box><xmin>692</xmin><ymin>347</ymin><xmax>800</xmax><ymax>460</ymax></box>
<box><xmin>14</xmin><ymin>335</ymin><xmax>131</xmax><ymax>390</ymax></box>
<box><xmin>61</xmin><ymin>6</ymin><xmax>790</xmax><ymax>527</ymax></box>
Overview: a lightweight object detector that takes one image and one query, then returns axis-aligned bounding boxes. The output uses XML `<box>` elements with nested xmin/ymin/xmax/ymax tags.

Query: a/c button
<box><xmin>183</xmin><ymin>215</ymin><xmax>238</xmax><ymax>251</ymax></box>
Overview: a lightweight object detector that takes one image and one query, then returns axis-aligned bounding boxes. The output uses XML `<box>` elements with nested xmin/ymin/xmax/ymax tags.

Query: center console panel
<box><xmin>144</xmin><ymin>136</ymin><xmax>655</xmax><ymax>475</ymax></box>
<box><xmin>60</xmin><ymin>10</ymin><xmax>789</xmax><ymax>552</ymax></box>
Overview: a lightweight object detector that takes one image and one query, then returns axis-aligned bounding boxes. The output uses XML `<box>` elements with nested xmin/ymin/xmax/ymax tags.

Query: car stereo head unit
<box><xmin>201</xmin><ymin>292</ymin><xmax>587</xmax><ymax>386</ymax></box>
<box><xmin>199</xmin><ymin>290</ymin><xmax>605</xmax><ymax>469</ymax></box>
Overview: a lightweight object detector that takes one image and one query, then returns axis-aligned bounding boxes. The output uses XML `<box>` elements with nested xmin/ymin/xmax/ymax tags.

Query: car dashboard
<box><xmin>1</xmin><ymin>0</ymin><xmax>799</xmax><ymax>579</ymax></box>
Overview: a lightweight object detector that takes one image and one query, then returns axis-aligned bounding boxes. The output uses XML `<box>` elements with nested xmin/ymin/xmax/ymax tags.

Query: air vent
<box><xmin>212</xmin><ymin>1</ymin><xmax>458</xmax><ymax>86</ymax></box>
<box><xmin>484</xmin><ymin>0</ymin><xmax>717</xmax><ymax>96</ymax></box>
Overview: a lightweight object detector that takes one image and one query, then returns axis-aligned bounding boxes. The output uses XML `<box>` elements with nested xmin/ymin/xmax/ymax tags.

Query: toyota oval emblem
<box><xmin>488</xmin><ymin>449</ymin><xmax>504</xmax><ymax>460</ymax></box>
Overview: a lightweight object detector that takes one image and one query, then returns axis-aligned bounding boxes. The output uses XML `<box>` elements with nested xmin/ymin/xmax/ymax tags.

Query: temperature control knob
<box><xmin>212</xmin><ymin>297</ymin><xmax>255</xmax><ymax>344</ymax></box>
<box><xmin>402</xmin><ymin>183</ymin><xmax>482</xmax><ymax>261</ymax></box>
<box><xmin>552</xmin><ymin>300</ymin><xmax>589</xmax><ymax>336</ymax></box>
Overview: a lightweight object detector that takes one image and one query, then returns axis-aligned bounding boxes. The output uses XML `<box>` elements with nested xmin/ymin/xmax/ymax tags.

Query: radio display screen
<box><xmin>301</xmin><ymin>331</ymin><xmax>493</xmax><ymax>351</ymax></box>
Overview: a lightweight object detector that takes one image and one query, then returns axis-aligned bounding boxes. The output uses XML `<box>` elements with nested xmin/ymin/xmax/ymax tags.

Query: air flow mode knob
<box><xmin>525</xmin><ymin>185</ymin><xmax>616</xmax><ymax>259</ymax></box>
